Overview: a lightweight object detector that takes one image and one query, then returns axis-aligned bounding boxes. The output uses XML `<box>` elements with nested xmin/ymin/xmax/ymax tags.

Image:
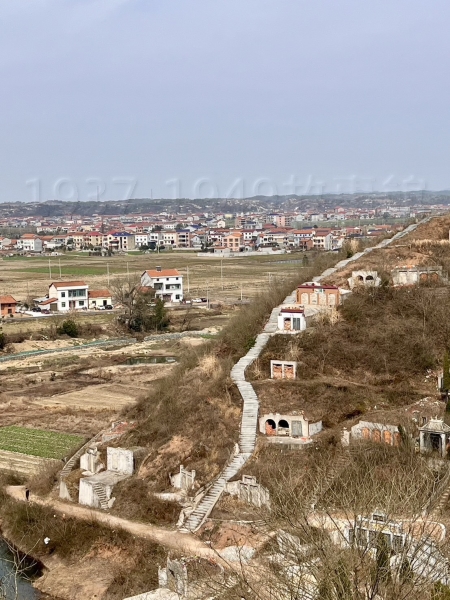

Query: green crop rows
<box><xmin>0</xmin><ymin>426</ymin><xmax>84</xmax><ymax>459</ymax></box>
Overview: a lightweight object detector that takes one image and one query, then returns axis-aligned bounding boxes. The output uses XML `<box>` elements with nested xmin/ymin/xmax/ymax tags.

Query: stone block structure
<box><xmin>348</xmin><ymin>270</ymin><xmax>381</xmax><ymax>289</ymax></box>
<box><xmin>259</xmin><ymin>412</ymin><xmax>322</xmax><ymax>440</ymax></box>
<box><xmin>78</xmin><ymin>447</ymin><xmax>134</xmax><ymax>509</ymax></box>
<box><xmin>226</xmin><ymin>475</ymin><xmax>270</xmax><ymax>508</ymax></box>
<box><xmin>79</xmin><ymin>447</ymin><xmax>104</xmax><ymax>474</ymax></box>
<box><xmin>107</xmin><ymin>446</ymin><xmax>134</xmax><ymax>474</ymax></box>
<box><xmin>392</xmin><ymin>265</ymin><xmax>446</xmax><ymax>286</ymax></box>
<box><xmin>270</xmin><ymin>360</ymin><xmax>297</xmax><ymax>379</ymax></box>
<box><xmin>350</xmin><ymin>420</ymin><xmax>401</xmax><ymax>446</ymax></box>
<box><xmin>419</xmin><ymin>419</ymin><xmax>450</xmax><ymax>458</ymax></box>
<box><xmin>277</xmin><ymin>307</ymin><xmax>306</xmax><ymax>332</ymax></box>
<box><xmin>296</xmin><ymin>283</ymin><xmax>341</xmax><ymax>308</ymax></box>
<box><xmin>170</xmin><ymin>465</ymin><xmax>196</xmax><ymax>491</ymax></box>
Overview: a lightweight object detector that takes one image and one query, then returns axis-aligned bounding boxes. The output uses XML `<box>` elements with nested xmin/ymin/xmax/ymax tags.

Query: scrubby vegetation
<box><xmin>121</xmin><ymin>252</ymin><xmax>341</xmax><ymax>496</ymax></box>
<box><xmin>250</xmin><ymin>284</ymin><xmax>450</xmax><ymax>426</ymax></box>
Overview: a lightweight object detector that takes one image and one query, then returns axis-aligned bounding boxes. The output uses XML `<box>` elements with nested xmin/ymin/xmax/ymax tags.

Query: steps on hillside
<box><xmin>92</xmin><ymin>482</ymin><xmax>110</xmax><ymax>510</ymax></box>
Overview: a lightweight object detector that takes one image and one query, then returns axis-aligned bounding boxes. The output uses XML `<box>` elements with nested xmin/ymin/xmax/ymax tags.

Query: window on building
<box><xmin>176</xmin><ymin>295</ymin><xmax>180</xmax><ymax>299</ymax></box>
<box><xmin>61</xmin><ymin>302</ymin><xmax>66</xmax><ymax>308</ymax></box>
<box><xmin>292</xmin><ymin>317</ymin><xmax>303</xmax><ymax>330</ymax></box>
<box><xmin>61</xmin><ymin>292</ymin><xmax>66</xmax><ymax>297</ymax></box>
<box><xmin>79</xmin><ymin>300</ymin><xmax>84</xmax><ymax>306</ymax></box>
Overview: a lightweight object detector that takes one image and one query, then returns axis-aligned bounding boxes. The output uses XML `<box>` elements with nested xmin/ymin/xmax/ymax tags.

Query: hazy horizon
<box><xmin>1</xmin><ymin>1</ymin><xmax>449</xmax><ymax>202</ymax></box>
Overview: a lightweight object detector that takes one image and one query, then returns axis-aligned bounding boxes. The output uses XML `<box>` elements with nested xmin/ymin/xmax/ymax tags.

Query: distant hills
<box><xmin>0</xmin><ymin>190</ymin><xmax>448</xmax><ymax>218</ymax></box>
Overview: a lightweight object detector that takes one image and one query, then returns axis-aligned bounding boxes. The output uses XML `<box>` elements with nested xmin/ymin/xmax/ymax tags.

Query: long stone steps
<box><xmin>179</xmin><ymin>215</ymin><xmax>436</xmax><ymax>533</ymax></box>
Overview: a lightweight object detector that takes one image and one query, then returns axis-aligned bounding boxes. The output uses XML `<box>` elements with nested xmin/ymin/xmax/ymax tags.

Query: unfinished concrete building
<box><xmin>79</xmin><ymin>447</ymin><xmax>134</xmax><ymax>510</ymax></box>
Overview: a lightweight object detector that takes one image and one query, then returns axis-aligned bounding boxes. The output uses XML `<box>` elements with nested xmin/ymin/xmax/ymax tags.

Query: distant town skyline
<box><xmin>1</xmin><ymin>1</ymin><xmax>449</xmax><ymax>201</ymax></box>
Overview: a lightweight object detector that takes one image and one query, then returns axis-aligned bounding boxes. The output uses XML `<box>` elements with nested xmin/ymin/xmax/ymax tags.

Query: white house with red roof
<box><xmin>17</xmin><ymin>234</ymin><xmax>43</xmax><ymax>253</ymax></box>
<box><xmin>48</xmin><ymin>281</ymin><xmax>89</xmax><ymax>312</ymax></box>
<box><xmin>140</xmin><ymin>267</ymin><xmax>183</xmax><ymax>302</ymax></box>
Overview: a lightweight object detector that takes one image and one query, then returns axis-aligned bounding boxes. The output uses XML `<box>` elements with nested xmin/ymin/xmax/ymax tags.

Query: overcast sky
<box><xmin>0</xmin><ymin>1</ymin><xmax>449</xmax><ymax>202</ymax></box>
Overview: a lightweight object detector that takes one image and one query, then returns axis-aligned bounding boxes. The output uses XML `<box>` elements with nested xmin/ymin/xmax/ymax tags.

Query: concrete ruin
<box><xmin>277</xmin><ymin>307</ymin><xmax>306</xmax><ymax>332</ymax></box>
<box><xmin>79</xmin><ymin>446</ymin><xmax>104</xmax><ymax>474</ymax></box>
<box><xmin>259</xmin><ymin>412</ymin><xmax>322</xmax><ymax>443</ymax></box>
<box><xmin>170</xmin><ymin>465</ymin><xmax>196</xmax><ymax>491</ymax></box>
<box><xmin>270</xmin><ymin>360</ymin><xmax>297</xmax><ymax>380</ymax></box>
<box><xmin>349</xmin><ymin>420</ymin><xmax>401</xmax><ymax>446</ymax></box>
<box><xmin>79</xmin><ymin>470</ymin><xmax>130</xmax><ymax>510</ymax></box>
<box><xmin>392</xmin><ymin>265</ymin><xmax>446</xmax><ymax>286</ymax></box>
<box><xmin>124</xmin><ymin>556</ymin><xmax>224</xmax><ymax>600</ymax></box>
<box><xmin>419</xmin><ymin>419</ymin><xmax>450</xmax><ymax>458</ymax></box>
<box><xmin>348</xmin><ymin>270</ymin><xmax>381</xmax><ymax>289</ymax></box>
<box><xmin>225</xmin><ymin>475</ymin><xmax>271</xmax><ymax>509</ymax></box>
<box><xmin>107</xmin><ymin>446</ymin><xmax>134</xmax><ymax>474</ymax></box>
<box><xmin>78</xmin><ymin>447</ymin><xmax>134</xmax><ymax>510</ymax></box>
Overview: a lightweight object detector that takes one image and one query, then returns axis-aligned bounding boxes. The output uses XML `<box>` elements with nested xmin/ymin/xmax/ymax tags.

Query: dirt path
<box><xmin>5</xmin><ymin>486</ymin><xmax>220</xmax><ymax>560</ymax></box>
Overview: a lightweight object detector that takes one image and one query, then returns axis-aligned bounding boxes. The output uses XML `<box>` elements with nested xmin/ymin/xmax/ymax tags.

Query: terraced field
<box><xmin>0</xmin><ymin>426</ymin><xmax>84</xmax><ymax>459</ymax></box>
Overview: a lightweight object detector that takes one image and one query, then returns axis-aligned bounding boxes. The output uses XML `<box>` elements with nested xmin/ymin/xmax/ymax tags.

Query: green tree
<box><xmin>153</xmin><ymin>297</ymin><xmax>169</xmax><ymax>331</ymax></box>
<box><xmin>57</xmin><ymin>319</ymin><xmax>79</xmax><ymax>338</ymax></box>
<box><xmin>0</xmin><ymin>332</ymin><xmax>6</xmax><ymax>350</ymax></box>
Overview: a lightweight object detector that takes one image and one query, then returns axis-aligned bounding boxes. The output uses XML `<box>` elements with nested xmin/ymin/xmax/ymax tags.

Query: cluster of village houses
<box><xmin>0</xmin><ymin>220</ymin><xmax>403</xmax><ymax>255</ymax></box>
<box><xmin>0</xmin><ymin>267</ymin><xmax>184</xmax><ymax>316</ymax></box>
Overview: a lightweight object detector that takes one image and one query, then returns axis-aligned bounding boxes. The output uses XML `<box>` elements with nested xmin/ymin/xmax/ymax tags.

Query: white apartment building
<box><xmin>48</xmin><ymin>281</ymin><xmax>89</xmax><ymax>312</ymax></box>
<box><xmin>18</xmin><ymin>234</ymin><xmax>43</xmax><ymax>253</ymax></box>
<box><xmin>135</xmin><ymin>233</ymin><xmax>150</xmax><ymax>247</ymax></box>
<box><xmin>141</xmin><ymin>267</ymin><xmax>183</xmax><ymax>303</ymax></box>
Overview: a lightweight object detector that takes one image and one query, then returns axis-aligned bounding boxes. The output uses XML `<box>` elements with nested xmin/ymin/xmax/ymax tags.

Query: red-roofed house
<box><xmin>0</xmin><ymin>295</ymin><xmax>18</xmax><ymax>317</ymax></box>
<box><xmin>140</xmin><ymin>267</ymin><xmax>183</xmax><ymax>302</ymax></box>
<box><xmin>88</xmin><ymin>289</ymin><xmax>113</xmax><ymax>309</ymax></box>
<box><xmin>48</xmin><ymin>281</ymin><xmax>89</xmax><ymax>312</ymax></box>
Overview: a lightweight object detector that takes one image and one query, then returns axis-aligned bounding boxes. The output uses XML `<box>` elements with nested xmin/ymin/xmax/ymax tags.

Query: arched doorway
<box><xmin>265</xmin><ymin>419</ymin><xmax>276</xmax><ymax>436</ymax></box>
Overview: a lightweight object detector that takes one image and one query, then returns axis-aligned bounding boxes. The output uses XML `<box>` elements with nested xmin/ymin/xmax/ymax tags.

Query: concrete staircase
<box><xmin>181</xmin><ymin>301</ymin><xmax>294</xmax><ymax>532</ymax></box>
<box><xmin>179</xmin><ymin>216</ymin><xmax>438</xmax><ymax>533</ymax></box>
<box><xmin>92</xmin><ymin>482</ymin><xmax>110</xmax><ymax>510</ymax></box>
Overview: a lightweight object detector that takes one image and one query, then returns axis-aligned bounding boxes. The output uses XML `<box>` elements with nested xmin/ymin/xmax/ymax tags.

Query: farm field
<box><xmin>0</xmin><ymin>425</ymin><xmax>84</xmax><ymax>459</ymax></box>
<box><xmin>0</xmin><ymin>250</ymin><xmax>310</xmax><ymax>304</ymax></box>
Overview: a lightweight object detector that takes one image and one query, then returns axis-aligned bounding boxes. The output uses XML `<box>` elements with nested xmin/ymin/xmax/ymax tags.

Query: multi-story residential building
<box><xmin>105</xmin><ymin>232</ymin><xmax>136</xmax><ymax>252</ymax></box>
<box><xmin>312</xmin><ymin>229</ymin><xmax>333</xmax><ymax>251</ymax></box>
<box><xmin>18</xmin><ymin>234</ymin><xmax>43</xmax><ymax>253</ymax></box>
<box><xmin>141</xmin><ymin>267</ymin><xmax>183</xmax><ymax>303</ymax></box>
<box><xmin>222</xmin><ymin>232</ymin><xmax>243</xmax><ymax>250</ymax></box>
<box><xmin>48</xmin><ymin>281</ymin><xmax>89</xmax><ymax>312</ymax></box>
<box><xmin>0</xmin><ymin>237</ymin><xmax>11</xmax><ymax>249</ymax></box>
<box><xmin>135</xmin><ymin>233</ymin><xmax>150</xmax><ymax>248</ymax></box>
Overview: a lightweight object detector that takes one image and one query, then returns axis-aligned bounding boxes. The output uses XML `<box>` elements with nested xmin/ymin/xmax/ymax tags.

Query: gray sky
<box><xmin>1</xmin><ymin>0</ymin><xmax>449</xmax><ymax>202</ymax></box>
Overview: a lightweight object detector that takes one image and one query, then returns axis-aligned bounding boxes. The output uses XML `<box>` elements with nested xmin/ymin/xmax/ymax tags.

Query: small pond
<box><xmin>124</xmin><ymin>355</ymin><xmax>177</xmax><ymax>365</ymax></box>
<box><xmin>0</xmin><ymin>539</ymin><xmax>40</xmax><ymax>599</ymax></box>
